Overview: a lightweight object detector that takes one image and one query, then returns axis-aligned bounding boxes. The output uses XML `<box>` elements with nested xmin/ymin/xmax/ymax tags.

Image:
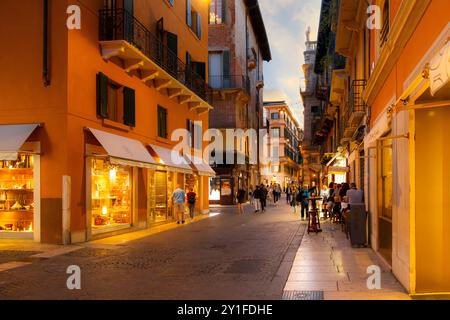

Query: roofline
<box><xmin>244</xmin><ymin>0</ymin><xmax>272</xmax><ymax>62</ymax></box>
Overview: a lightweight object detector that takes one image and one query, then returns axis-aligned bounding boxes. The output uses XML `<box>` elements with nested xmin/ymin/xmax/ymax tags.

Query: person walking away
<box><xmin>253</xmin><ymin>185</ymin><xmax>261</xmax><ymax>212</ymax></box>
<box><xmin>186</xmin><ymin>188</ymin><xmax>197</xmax><ymax>220</ymax></box>
<box><xmin>172</xmin><ymin>184</ymin><xmax>186</xmax><ymax>224</ymax></box>
<box><xmin>286</xmin><ymin>185</ymin><xmax>292</xmax><ymax>204</ymax></box>
<box><xmin>291</xmin><ymin>188</ymin><xmax>299</xmax><ymax>214</ymax></box>
<box><xmin>301</xmin><ymin>187</ymin><xmax>310</xmax><ymax>220</ymax></box>
<box><xmin>249</xmin><ymin>185</ymin><xmax>254</xmax><ymax>207</ymax></box>
<box><xmin>237</xmin><ymin>188</ymin><xmax>246</xmax><ymax>214</ymax></box>
<box><xmin>276</xmin><ymin>184</ymin><xmax>282</xmax><ymax>203</ymax></box>
<box><xmin>260</xmin><ymin>184</ymin><xmax>268</xmax><ymax>212</ymax></box>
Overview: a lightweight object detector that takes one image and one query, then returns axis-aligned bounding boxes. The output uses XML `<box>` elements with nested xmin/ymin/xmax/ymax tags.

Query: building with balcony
<box><xmin>0</xmin><ymin>0</ymin><xmax>215</xmax><ymax>243</ymax></box>
<box><xmin>261</xmin><ymin>101</ymin><xmax>303</xmax><ymax>187</ymax></box>
<box><xmin>301</xmin><ymin>28</ymin><xmax>323</xmax><ymax>188</ymax></box>
<box><xmin>208</xmin><ymin>0</ymin><xmax>271</xmax><ymax>205</ymax></box>
<box><xmin>312</xmin><ymin>0</ymin><xmax>450</xmax><ymax>295</ymax></box>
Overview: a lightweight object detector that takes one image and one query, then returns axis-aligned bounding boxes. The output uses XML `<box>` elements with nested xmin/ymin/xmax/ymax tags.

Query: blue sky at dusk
<box><xmin>259</xmin><ymin>0</ymin><xmax>322</xmax><ymax>127</ymax></box>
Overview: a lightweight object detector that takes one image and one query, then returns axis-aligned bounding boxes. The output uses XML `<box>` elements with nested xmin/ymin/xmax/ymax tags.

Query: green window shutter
<box><xmin>186</xmin><ymin>0</ymin><xmax>192</xmax><ymax>27</ymax></box>
<box><xmin>196</xmin><ymin>12</ymin><xmax>202</xmax><ymax>39</ymax></box>
<box><xmin>96</xmin><ymin>72</ymin><xmax>108</xmax><ymax>118</ymax></box>
<box><xmin>222</xmin><ymin>50</ymin><xmax>230</xmax><ymax>86</ymax></box>
<box><xmin>158</xmin><ymin>106</ymin><xmax>168</xmax><ymax>138</ymax></box>
<box><xmin>123</xmin><ymin>87</ymin><xmax>136</xmax><ymax>127</ymax></box>
<box><xmin>222</xmin><ymin>0</ymin><xmax>227</xmax><ymax>23</ymax></box>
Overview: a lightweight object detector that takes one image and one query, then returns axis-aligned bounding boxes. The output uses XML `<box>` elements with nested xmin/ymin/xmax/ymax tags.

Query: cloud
<box><xmin>258</xmin><ymin>0</ymin><xmax>322</xmax><ymax>129</ymax></box>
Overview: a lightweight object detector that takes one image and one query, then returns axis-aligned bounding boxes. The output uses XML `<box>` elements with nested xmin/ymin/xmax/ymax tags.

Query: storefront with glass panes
<box><xmin>0</xmin><ymin>124</ymin><xmax>41</xmax><ymax>240</ymax></box>
<box><xmin>147</xmin><ymin>144</ymin><xmax>194</xmax><ymax>225</ymax></box>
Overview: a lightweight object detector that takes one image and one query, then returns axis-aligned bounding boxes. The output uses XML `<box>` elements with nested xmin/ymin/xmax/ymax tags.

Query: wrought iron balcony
<box><xmin>98</xmin><ymin>9</ymin><xmax>212</xmax><ymax>112</ymax></box>
<box><xmin>208</xmin><ymin>75</ymin><xmax>250</xmax><ymax>93</ymax></box>
<box><xmin>348</xmin><ymin>79</ymin><xmax>367</xmax><ymax>126</ymax></box>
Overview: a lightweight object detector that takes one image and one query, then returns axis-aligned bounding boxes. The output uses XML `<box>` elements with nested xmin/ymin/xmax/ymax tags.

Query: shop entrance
<box><xmin>378</xmin><ymin>136</ymin><xmax>393</xmax><ymax>265</ymax></box>
<box><xmin>415</xmin><ymin>106</ymin><xmax>450</xmax><ymax>292</ymax></box>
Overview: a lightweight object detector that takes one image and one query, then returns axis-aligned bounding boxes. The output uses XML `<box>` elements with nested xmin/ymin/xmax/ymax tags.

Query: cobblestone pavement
<box><xmin>0</xmin><ymin>203</ymin><xmax>305</xmax><ymax>300</ymax></box>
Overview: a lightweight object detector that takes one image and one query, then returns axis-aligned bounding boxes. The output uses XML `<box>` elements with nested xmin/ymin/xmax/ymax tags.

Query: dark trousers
<box><xmin>260</xmin><ymin>198</ymin><xmax>267</xmax><ymax>211</ymax></box>
<box><xmin>301</xmin><ymin>201</ymin><xmax>308</xmax><ymax>219</ymax></box>
<box><xmin>286</xmin><ymin>194</ymin><xmax>291</xmax><ymax>204</ymax></box>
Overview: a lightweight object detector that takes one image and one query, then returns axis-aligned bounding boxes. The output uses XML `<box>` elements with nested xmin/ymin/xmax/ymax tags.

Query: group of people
<box><xmin>322</xmin><ymin>182</ymin><xmax>364</xmax><ymax>223</ymax></box>
<box><xmin>171</xmin><ymin>185</ymin><xmax>197</xmax><ymax>224</ymax></box>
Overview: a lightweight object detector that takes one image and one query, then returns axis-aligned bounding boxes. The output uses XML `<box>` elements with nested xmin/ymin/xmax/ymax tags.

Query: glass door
<box><xmin>378</xmin><ymin>137</ymin><xmax>393</xmax><ymax>265</ymax></box>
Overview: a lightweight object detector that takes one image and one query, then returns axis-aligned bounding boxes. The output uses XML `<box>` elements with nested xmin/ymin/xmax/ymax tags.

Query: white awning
<box><xmin>0</xmin><ymin>124</ymin><xmax>40</xmax><ymax>160</ymax></box>
<box><xmin>87</xmin><ymin>128</ymin><xmax>157</xmax><ymax>168</ymax></box>
<box><xmin>148</xmin><ymin>144</ymin><xmax>193</xmax><ymax>174</ymax></box>
<box><xmin>184</xmin><ymin>154</ymin><xmax>216</xmax><ymax>177</ymax></box>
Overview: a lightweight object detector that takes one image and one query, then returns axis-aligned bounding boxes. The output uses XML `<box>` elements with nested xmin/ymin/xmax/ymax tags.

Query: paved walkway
<box><xmin>284</xmin><ymin>220</ymin><xmax>410</xmax><ymax>300</ymax></box>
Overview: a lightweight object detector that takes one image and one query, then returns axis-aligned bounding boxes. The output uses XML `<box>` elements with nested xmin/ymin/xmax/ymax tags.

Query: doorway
<box><xmin>378</xmin><ymin>136</ymin><xmax>392</xmax><ymax>265</ymax></box>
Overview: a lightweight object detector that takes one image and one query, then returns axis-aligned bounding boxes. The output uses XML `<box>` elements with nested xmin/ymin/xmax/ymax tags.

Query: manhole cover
<box><xmin>282</xmin><ymin>290</ymin><xmax>324</xmax><ymax>300</ymax></box>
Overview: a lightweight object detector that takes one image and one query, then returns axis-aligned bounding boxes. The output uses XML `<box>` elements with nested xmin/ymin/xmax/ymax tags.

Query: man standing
<box><xmin>186</xmin><ymin>188</ymin><xmax>197</xmax><ymax>219</ymax></box>
<box><xmin>346</xmin><ymin>183</ymin><xmax>364</xmax><ymax>204</ymax></box>
<box><xmin>172</xmin><ymin>184</ymin><xmax>186</xmax><ymax>224</ymax></box>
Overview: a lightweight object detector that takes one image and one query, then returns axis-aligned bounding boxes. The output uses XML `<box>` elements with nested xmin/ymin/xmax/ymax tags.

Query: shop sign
<box><xmin>429</xmin><ymin>40</ymin><xmax>450</xmax><ymax>96</ymax></box>
<box><xmin>328</xmin><ymin>166</ymin><xmax>349</xmax><ymax>173</ymax></box>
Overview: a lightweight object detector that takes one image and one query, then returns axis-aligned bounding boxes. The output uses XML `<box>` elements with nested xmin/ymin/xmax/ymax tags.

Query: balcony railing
<box><xmin>208</xmin><ymin>75</ymin><xmax>250</xmax><ymax>93</ymax></box>
<box><xmin>99</xmin><ymin>8</ymin><xmax>212</xmax><ymax>104</ymax></box>
<box><xmin>349</xmin><ymin>79</ymin><xmax>367</xmax><ymax>114</ymax></box>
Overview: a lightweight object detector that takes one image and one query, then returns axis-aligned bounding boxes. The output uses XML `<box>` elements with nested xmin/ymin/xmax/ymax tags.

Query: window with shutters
<box><xmin>96</xmin><ymin>73</ymin><xmax>135</xmax><ymax>127</ymax></box>
<box><xmin>186</xmin><ymin>0</ymin><xmax>202</xmax><ymax>39</ymax></box>
<box><xmin>158</xmin><ymin>106</ymin><xmax>168</xmax><ymax>139</ymax></box>
<box><xmin>209</xmin><ymin>0</ymin><xmax>225</xmax><ymax>25</ymax></box>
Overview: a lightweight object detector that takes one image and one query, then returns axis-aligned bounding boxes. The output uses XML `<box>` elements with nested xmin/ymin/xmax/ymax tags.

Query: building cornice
<box><xmin>364</xmin><ymin>0</ymin><xmax>431</xmax><ymax>106</ymax></box>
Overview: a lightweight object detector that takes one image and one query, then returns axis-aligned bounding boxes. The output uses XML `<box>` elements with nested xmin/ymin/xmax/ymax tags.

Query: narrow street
<box><xmin>0</xmin><ymin>203</ymin><xmax>305</xmax><ymax>300</ymax></box>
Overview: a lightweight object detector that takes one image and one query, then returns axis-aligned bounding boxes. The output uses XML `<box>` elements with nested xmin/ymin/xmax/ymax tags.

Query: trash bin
<box><xmin>348</xmin><ymin>204</ymin><xmax>367</xmax><ymax>247</ymax></box>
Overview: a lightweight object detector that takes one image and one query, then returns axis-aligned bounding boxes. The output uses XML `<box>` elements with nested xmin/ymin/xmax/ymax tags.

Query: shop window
<box><xmin>91</xmin><ymin>158</ymin><xmax>131</xmax><ymax>232</ymax></box>
<box><xmin>157</xmin><ymin>106</ymin><xmax>168</xmax><ymax>138</ymax></box>
<box><xmin>0</xmin><ymin>155</ymin><xmax>34</xmax><ymax>234</ymax></box>
<box><xmin>209</xmin><ymin>177</ymin><xmax>221</xmax><ymax>201</ymax></box>
<box><xmin>379</xmin><ymin>139</ymin><xmax>392</xmax><ymax>220</ymax></box>
<box><xmin>209</xmin><ymin>0</ymin><xmax>225</xmax><ymax>25</ymax></box>
<box><xmin>271</xmin><ymin>112</ymin><xmax>280</xmax><ymax>120</ymax></box>
<box><xmin>148</xmin><ymin>170</ymin><xmax>169</xmax><ymax>223</ymax></box>
<box><xmin>96</xmin><ymin>72</ymin><xmax>136</xmax><ymax>127</ymax></box>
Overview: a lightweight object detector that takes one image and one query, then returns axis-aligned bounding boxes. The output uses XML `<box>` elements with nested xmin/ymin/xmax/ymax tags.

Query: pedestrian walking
<box><xmin>186</xmin><ymin>188</ymin><xmax>197</xmax><ymax>219</ymax></box>
<box><xmin>253</xmin><ymin>185</ymin><xmax>261</xmax><ymax>212</ymax></box>
<box><xmin>249</xmin><ymin>185</ymin><xmax>254</xmax><ymax>206</ymax></box>
<box><xmin>300</xmin><ymin>187</ymin><xmax>310</xmax><ymax>220</ymax></box>
<box><xmin>291</xmin><ymin>188</ymin><xmax>298</xmax><ymax>213</ymax></box>
<box><xmin>236</xmin><ymin>188</ymin><xmax>246</xmax><ymax>214</ymax></box>
<box><xmin>286</xmin><ymin>185</ymin><xmax>292</xmax><ymax>204</ymax></box>
<box><xmin>260</xmin><ymin>184</ymin><xmax>268</xmax><ymax>212</ymax></box>
<box><xmin>172</xmin><ymin>184</ymin><xmax>186</xmax><ymax>224</ymax></box>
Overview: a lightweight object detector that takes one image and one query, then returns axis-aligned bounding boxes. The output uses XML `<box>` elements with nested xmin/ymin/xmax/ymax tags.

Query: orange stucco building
<box><xmin>0</xmin><ymin>0</ymin><xmax>215</xmax><ymax>244</ymax></box>
<box><xmin>332</xmin><ymin>0</ymin><xmax>450</xmax><ymax>294</ymax></box>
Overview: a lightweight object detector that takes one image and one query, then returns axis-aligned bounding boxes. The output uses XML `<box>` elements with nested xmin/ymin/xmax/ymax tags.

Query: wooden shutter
<box><xmin>123</xmin><ymin>87</ymin><xmax>136</xmax><ymax>127</ymax></box>
<box><xmin>158</xmin><ymin>106</ymin><xmax>168</xmax><ymax>138</ymax></box>
<box><xmin>222</xmin><ymin>50</ymin><xmax>230</xmax><ymax>86</ymax></box>
<box><xmin>96</xmin><ymin>72</ymin><xmax>108</xmax><ymax>118</ymax></box>
<box><xmin>166</xmin><ymin>32</ymin><xmax>178</xmax><ymax>75</ymax></box>
<box><xmin>222</xmin><ymin>0</ymin><xmax>227</xmax><ymax>23</ymax></box>
<box><xmin>187</xmin><ymin>119</ymin><xmax>193</xmax><ymax>147</ymax></box>
<box><xmin>186</xmin><ymin>0</ymin><xmax>192</xmax><ymax>27</ymax></box>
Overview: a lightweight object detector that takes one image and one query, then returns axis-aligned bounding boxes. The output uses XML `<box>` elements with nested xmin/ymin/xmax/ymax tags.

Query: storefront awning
<box><xmin>148</xmin><ymin>144</ymin><xmax>193</xmax><ymax>174</ymax></box>
<box><xmin>87</xmin><ymin>128</ymin><xmax>157</xmax><ymax>168</ymax></box>
<box><xmin>0</xmin><ymin>124</ymin><xmax>40</xmax><ymax>160</ymax></box>
<box><xmin>184</xmin><ymin>154</ymin><xmax>216</xmax><ymax>177</ymax></box>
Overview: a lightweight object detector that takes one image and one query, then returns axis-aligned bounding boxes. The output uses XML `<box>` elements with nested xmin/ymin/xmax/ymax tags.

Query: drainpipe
<box><xmin>43</xmin><ymin>0</ymin><xmax>50</xmax><ymax>87</ymax></box>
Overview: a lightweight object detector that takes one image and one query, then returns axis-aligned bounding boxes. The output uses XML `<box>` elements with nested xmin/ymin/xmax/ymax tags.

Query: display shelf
<box><xmin>0</xmin><ymin>209</ymin><xmax>34</xmax><ymax>213</ymax></box>
<box><xmin>0</xmin><ymin>189</ymin><xmax>34</xmax><ymax>192</ymax></box>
